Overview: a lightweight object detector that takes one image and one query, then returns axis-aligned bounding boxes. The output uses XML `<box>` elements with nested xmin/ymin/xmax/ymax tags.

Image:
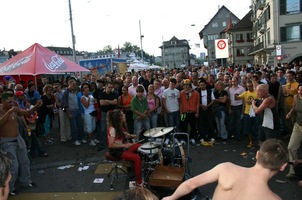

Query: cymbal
<box><xmin>140</xmin><ymin>142</ymin><xmax>160</xmax><ymax>150</ymax></box>
<box><xmin>152</xmin><ymin>127</ymin><xmax>174</xmax><ymax>137</ymax></box>
<box><xmin>143</xmin><ymin>127</ymin><xmax>166</xmax><ymax>137</ymax></box>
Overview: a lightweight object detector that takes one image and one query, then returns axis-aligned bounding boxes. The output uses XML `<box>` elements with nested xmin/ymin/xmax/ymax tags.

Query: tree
<box><xmin>122</xmin><ymin>42</ymin><xmax>133</xmax><ymax>53</ymax></box>
<box><xmin>103</xmin><ymin>45</ymin><xmax>113</xmax><ymax>54</ymax></box>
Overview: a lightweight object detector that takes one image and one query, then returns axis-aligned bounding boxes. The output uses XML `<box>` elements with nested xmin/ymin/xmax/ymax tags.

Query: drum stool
<box><xmin>105</xmin><ymin>152</ymin><xmax>128</xmax><ymax>190</ymax></box>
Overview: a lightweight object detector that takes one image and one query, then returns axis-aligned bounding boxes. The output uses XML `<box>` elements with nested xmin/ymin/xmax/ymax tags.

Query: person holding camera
<box><xmin>252</xmin><ymin>84</ymin><xmax>280</xmax><ymax>144</ymax></box>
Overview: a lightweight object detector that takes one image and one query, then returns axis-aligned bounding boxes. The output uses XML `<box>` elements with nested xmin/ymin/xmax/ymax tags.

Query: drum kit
<box><xmin>138</xmin><ymin>127</ymin><xmax>187</xmax><ymax>182</ymax></box>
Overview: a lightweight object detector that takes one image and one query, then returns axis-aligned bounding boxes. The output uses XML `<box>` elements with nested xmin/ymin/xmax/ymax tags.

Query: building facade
<box><xmin>199</xmin><ymin>6</ymin><xmax>240</xmax><ymax>66</ymax></box>
<box><xmin>160</xmin><ymin>36</ymin><xmax>190</xmax><ymax>68</ymax></box>
<box><xmin>248</xmin><ymin>0</ymin><xmax>302</xmax><ymax>66</ymax></box>
<box><xmin>226</xmin><ymin>10</ymin><xmax>254</xmax><ymax>66</ymax></box>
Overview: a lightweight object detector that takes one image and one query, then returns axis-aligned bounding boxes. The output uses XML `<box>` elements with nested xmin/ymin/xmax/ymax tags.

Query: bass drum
<box><xmin>159</xmin><ymin>143</ymin><xmax>186</xmax><ymax>167</ymax></box>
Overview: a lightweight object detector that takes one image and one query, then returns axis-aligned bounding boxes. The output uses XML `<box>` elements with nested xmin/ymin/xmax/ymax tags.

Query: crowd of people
<box><xmin>1</xmin><ymin>60</ymin><xmax>302</xmax><ymax>197</ymax></box>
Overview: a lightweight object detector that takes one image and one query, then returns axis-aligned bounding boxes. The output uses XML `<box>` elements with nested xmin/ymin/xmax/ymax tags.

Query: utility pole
<box><xmin>68</xmin><ymin>0</ymin><xmax>76</xmax><ymax>62</ymax></box>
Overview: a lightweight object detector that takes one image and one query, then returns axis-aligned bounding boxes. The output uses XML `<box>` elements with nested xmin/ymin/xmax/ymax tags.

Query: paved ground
<box><xmin>9</xmin><ymin>127</ymin><xmax>302</xmax><ymax>200</ymax></box>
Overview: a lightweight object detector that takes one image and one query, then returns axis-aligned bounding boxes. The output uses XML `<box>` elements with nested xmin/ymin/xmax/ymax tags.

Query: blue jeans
<box><xmin>1</xmin><ymin>136</ymin><xmax>31</xmax><ymax>191</ymax></box>
<box><xmin>134</xmin><ymin>117</ymin><xmax>150</xmax><ymax>139</ymax></box>
<box><xmin>215</xmin><ymin>109</ymin><xmax>228</xmax><ymax>139</ymax></box>
<box><xmin>150</xmin><ymin>112</ymin><xmax>158</xmax><ymax>128</ymax></box>
<box><xmin>167</xmin><ymin>111</ymin><xmax>179</xmax><ymax>131</ymax></box>
<box><xmin>69</xmin><ymin>110</ymin><xmax>84</xmax><ymax>142</ymax></box>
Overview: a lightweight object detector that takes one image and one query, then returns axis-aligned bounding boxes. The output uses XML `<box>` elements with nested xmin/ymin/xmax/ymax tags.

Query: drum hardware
<box><xmin>139</xmin><ymin>127</ymin><xmax>176</xmax><ymax>182</ymax></box>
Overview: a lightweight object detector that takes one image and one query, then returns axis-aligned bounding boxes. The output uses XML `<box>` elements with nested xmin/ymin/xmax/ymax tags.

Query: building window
<box><xmin>267</xmin><ymin>30</ymin><xmax>271</xmax><ymax>45</ymax></box>
<box><xmin>246</xmin><ymin>33</ymin><xmax>253</xmax><ymax>42</ymax></box>
<box><xmin>222</xmin><ymin>21</ymin><xmax>226</xmax><ymax>27</ymax></box>
<box><xmin>280</xmin><ymin>0</ymin><xmax>301</xmax><ymax>15</ymax></box>
<box><xmin>280</xmin><ymin>25</ymin><xmax>301</xmax><ymax>42</ymax></box>
<box><xmin>208</xmin><ymin>34</ymin><xmax>214</xmax><ymax>40</ymax></box>
<box><xmin>235</xmin><ymin>34</ymin><xmax>244</xmax><ymax>42</ymax></box>
<box><xmin>236</xmin><ymin>48</ymin><xmax>245</xmax><ymax>56</ymax></box>
<box><xmin>212</xmin><ymin>22</ymin><xmax>218</xmax><ymax>27</ymax></box>
<box><xmin>286</xmin><ymin>0</ymin><xmax>300</xmax><ymax>14</ymax></box>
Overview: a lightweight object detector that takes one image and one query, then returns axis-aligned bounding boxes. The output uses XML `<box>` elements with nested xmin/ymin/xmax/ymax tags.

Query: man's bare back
<box><xmin>163</xmin><ymin>139</ymin><xmax>288</xmax><ymax>200</ymax></box>
<box><xmin>212</xmin><ymin>162</ymin><xmax>281</xmax><ymax>200</ymax></box>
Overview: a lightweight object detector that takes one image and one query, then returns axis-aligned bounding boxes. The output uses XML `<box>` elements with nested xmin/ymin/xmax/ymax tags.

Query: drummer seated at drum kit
<box><xmin>107</xmin><ymin>109</ymin><xmax>145</xmax><ymax>186</ymax></box>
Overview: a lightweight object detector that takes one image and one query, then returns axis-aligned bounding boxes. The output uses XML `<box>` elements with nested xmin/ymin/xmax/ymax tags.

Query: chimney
<box><xmin>218</xmin><ymin>5</ymin><xmax>220</xmax><ymax>10</ymax></box>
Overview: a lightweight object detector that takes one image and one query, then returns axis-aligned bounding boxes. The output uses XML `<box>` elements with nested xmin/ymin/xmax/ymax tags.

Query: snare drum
<box><xmin>138</xmin><ymin>146</ymin><xmax>159</xmax><ymax>155</ymax></box>
<box><xmin>138</xmin><ymin>142</ymin><xmax>161</xmax><ymax>164</ymax></box>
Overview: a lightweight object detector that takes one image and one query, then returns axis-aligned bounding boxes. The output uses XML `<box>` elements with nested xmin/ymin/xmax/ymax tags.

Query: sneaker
<box><xmin>28</xmin><ymin>182</ymin><xmax>38</xmax><ymax>188</ymax></box>
<box><xmin>190</xmin><ymin>139</ymin><xmax>196</xmax><ymax>146</ymax></box>
<box><xmin>10</xmin><ymin>189</ymin><xmax>19</xmax><ymax>196</ymax></box>
<box><xmin>136</xmin><ymin>181</ymin><xmax>147</xmax><ymax>187</ymax></box>
<box><xmin>73</xmin><ymin>140</ymin><xmax>81</xmax><ymax>146</ymax></box>
<box><xmin>93</xmin><ymin>139</ymin><xmax>100</xmax><ymax>144</ymax></box>
<box><xmin>89</xmin><ymin>140</ymin><xmax>96</xmax><ymax>146</ymax></box>
<box><xmin>21</xmin><ymin>181</ymin><xmax>37</xmax><ymax>188</ymax></box>
<box><xmin>81</xmin><ymin>139</ymin><xmax>87</xmax><ymax>144</ymax></box>
<box><xmin>45</xmin><ymin>140</ymin><xmax>54</xmax><ymax>145</ymax></box>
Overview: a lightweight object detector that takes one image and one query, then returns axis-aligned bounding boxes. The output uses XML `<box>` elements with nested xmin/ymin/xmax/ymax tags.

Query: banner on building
<box><xmin>215</xmin><ymin>39</ymin><xmax>229</xmax><ymax>59</ymax></box>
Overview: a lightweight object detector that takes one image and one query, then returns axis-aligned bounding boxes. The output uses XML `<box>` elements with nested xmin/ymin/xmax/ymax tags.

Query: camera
<box><xmin>254</xmin><ymin>99</ymin><xmax>262</xmax><ymax>107</ymax></box>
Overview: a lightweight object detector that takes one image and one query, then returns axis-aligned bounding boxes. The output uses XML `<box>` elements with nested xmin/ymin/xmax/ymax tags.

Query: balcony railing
<box><xmin>248</xmin><ymin>42</ymin><xmax>264</xmax><ymax>55</ymax></box>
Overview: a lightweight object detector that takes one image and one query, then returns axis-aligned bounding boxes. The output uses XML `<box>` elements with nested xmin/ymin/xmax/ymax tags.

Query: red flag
<box><xmin>225</xmin><ymin>13</ymin><xmax>233</xmax><ymax>32</ymax></box>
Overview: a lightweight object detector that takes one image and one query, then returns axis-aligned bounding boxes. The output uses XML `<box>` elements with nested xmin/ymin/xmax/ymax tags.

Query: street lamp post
<box><xmin>68</xmin><ymin>0</ymin><xmax>76</xmax><ymax>62</ymax></box>
<box><xmin>139</xmin><ymin>20</ymin><xmax>144</xmax><ymax>63</ymax></box>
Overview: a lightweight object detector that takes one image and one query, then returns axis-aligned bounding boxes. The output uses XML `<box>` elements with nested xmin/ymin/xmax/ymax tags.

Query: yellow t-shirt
<box><xmin>284</xmin><ymin>82</ymin><xmax>299</xmax><ymax>106</ymax></box>
<box><xmin>239</xmin><ymin>90</ymin><xmax>258</xmax><ymax>114</ymax></box>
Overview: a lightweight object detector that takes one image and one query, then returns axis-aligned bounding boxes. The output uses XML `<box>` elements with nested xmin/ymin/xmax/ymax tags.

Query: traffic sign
<box><xmin>217</xmin><ymin>40</ymin><xmax>226</xmax><ymax>50</ymax></box>
<box><xmin>215</xmin><ymin>39</ymin><xmax>229</xmax><ymax>59</ymax></box>
<box><xmin>276</xmin><ymin>45</ymin><xmax>282</xmax><ymax>56</ymax></box>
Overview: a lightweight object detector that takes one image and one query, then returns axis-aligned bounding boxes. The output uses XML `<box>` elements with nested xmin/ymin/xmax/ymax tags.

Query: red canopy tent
<box><xmin>0</xmin><ymin>43</ymin><xmax>89</xmax><ymax>75</ymax></box>
<box><xmin>0</xmin><ymin>43</ymin><xmax>89</xmax><ymax>88</ymax></box>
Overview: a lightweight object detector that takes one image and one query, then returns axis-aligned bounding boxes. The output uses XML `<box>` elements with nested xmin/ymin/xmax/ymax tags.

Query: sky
<box><xmin>0</xmin><ymin>0</ymin><xmax>251</xmax><ymax>57</ymax></box>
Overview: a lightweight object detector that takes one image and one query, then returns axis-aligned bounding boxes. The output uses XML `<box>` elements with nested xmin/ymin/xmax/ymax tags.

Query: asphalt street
<box><xmin>8</xmin><ymin>127</ymin><xmax>302</xmax><ymax>200</ymax></box>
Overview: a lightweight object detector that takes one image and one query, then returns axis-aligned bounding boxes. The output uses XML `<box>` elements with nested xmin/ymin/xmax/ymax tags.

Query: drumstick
<box><xmin>137</xmin><ymin>139</ymin><xmax>145</xmax><ymax>143</ymax></box>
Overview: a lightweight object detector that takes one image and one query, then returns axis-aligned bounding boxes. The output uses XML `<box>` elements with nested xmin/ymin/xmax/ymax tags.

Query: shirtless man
<box><xmin>0</xmin><ymin>93</ymin><xmax>42</xmax><ymax>195</ymax></box>
<box><xmin>163</xmin><ymin>139</ymin><xmax>288</xmax><ymax>200</ymax></box>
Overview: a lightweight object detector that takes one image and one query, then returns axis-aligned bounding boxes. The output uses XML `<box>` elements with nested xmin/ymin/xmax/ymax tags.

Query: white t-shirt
<box><xmin>200</xmin><ymin>90</ymin><xmax>215</xmax><ymax>106</ymax></box>
<box><xmin>162</xmin><ymin>88</ymin><xmax>180</xmax><ymax>112</ymax></box>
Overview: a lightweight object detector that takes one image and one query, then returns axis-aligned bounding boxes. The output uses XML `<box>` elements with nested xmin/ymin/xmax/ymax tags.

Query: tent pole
<box><xmin>34</xmin><ymin>75</ymin><xmax>37</xmax><ymax>91</ymax></box>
